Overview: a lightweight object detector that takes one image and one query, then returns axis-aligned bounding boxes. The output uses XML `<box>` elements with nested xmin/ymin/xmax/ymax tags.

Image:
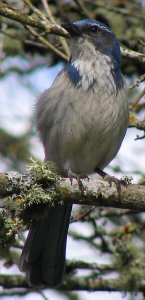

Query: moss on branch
<box><xmin>0</xmin><ymin>159</ymin><xmax>145</xmax><ymax>215</ymax></box>
<box><xmin>1</xmin><ymin>274</ymin><xmax>145</xmax><ymax>292</ymax></box>
<box><xmin>0</xmin><ymin>159</ymin><xmax>145</xmax><ymax>247</ymax></box>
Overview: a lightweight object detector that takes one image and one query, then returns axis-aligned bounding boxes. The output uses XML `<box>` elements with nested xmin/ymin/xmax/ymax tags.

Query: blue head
<box><xmin>62</xmin><ymin>19</ymin><xmax>121</xmax><ymax>64</ymax></box>
<box><xmin>62</xmin><ymin>19</ymin><xmax>122</xmax><ymax>91</ymax></box>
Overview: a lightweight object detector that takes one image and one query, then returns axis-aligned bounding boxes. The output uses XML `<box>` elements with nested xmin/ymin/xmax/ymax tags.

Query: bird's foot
<box><xmin>95</xmin><ymin>168</ymin><xmax>132</xmax><ymax>194</ymax></box>
<box><xmin>103</xmin><ymin>174</ymin><xmax>128</xmax><ymax>194</ymax></box>
<box><xmin>68</xmin><ymin>170</ymin><xmax>89</xmax><ymax>192</ymax></box>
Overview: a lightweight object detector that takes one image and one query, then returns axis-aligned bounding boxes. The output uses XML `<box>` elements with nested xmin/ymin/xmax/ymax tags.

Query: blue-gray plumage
<box><xmin>19</xmin><ymin>19</ymin><xmax>129</xmax><ymax>288</ymax></box>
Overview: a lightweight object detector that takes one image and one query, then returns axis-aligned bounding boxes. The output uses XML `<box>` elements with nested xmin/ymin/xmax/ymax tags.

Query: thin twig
<box><xmin>130</xmin><ymin>74</ymin><xmax>145</xmax><ymax>89</ymax></box>
<box><xmin>41</xmin><ymin>0</ymin><xmax>56</xmax><ymax>22</ymax></box>
<box><xmin>70</xmin><ymin>206</ymin><xmax>95</xmax><ymax>223</ymax></box>
<box><xmin>135</xmin><ymin>133</ymin><xmax>145</xmax><ymax>140</ymax></box>
<box><xmin>66</xmin><ymin>260</ymin><xmax>115</xmax><ymax>272</ymax></box>
<box><xmin>0</xmin><ymin>29</ymin><xmax>48</xmax><ymax>50</ymax></box>
<box><xmin>26</xmin><ymin>25</ymin><xmax>68</xmax><ymax>61</ymax></box>
<box><xmin>87</xmin><ymin>1</ymin><xmax>145</xmax><ymax>20</ymax></box>
<box><xmin>130</xmin><ymin>87</ymin><xmax>145</xmax><ymax>109</ymax></box>
<box><xmin>41</xmin><ymin>0</ymin><xmax>70</xmax><ymax>56</ymax></box>
<box><xmin>23</xmin><ymin>0</ymin><xmax>48</xmax><ymax>21</ymax></box>
<box><xmin>74</xmin><ymin>0</ymin><xmax>93</xmax><ymax>18</ymax></box>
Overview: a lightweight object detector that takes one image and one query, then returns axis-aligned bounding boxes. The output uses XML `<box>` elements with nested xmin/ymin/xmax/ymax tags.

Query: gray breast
<box><xmin>36</xmin><ymin>56</ymin><xmax>128</xmax><ymax>175</ymax></box>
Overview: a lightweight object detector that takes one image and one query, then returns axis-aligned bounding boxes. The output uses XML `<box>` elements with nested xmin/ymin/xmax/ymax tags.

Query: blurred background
<box><xmin>0</xmin><ymin>0</ymin><xmax>145</xmax><ymax>299</ymax></box>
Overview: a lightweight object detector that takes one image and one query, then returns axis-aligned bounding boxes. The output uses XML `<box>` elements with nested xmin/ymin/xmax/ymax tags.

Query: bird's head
<box><xmin>62</xmin><ymin>19</ymin><xmax>121</xmax><ymax>64</ymax></box>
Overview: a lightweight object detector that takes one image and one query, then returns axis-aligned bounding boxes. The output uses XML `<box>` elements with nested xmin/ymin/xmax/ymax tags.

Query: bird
<box><xmin>19</xmin><ymin>19</ymin><xmax>129</xmax><ymax>288</ymax></box>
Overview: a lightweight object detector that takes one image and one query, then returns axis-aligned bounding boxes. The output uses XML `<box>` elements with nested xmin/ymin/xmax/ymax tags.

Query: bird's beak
<box><xmin>61</xmin><ymin>23</ymin><xmax>80</xmax><ymax>37</ymax></box>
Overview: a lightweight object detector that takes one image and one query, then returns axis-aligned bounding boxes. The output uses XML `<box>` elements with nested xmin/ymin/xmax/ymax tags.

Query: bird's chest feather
<box><xmin>67</xmin><ymin>56</ymin><xmax>122</xmax><ymax>95</ymax></box>
<box><xmin>57</xmin><ymin>59</ymin><xmax>128</xmax><ymax>174</ymax></box>
<box><xmin>45</xmin><ymin>58</ymin><xmax>128</xmax><ymax>174</ymax></box>
<box><xmin>65</xmin><ymin>57</ymin><xmax>125</xmax><ymax>137</ymax></box>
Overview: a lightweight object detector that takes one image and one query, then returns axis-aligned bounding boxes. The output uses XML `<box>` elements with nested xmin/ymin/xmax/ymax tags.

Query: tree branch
<box><xmin>0</xmin><ymin>274</ymin><xmax>145</xmax><ymax>292</ymax></box>
<box><xmin>121</xmin><ymin>46</ymin><xmax>145</xmax><ymax>65</ymax></box>
<box><xmin>0</xmin><ymin>5</ymin><xmax>145</xmax><ymax>66</ymax></box>
<box><xmin>0</xmin><ymin>161</ymin><xmax>145</xmax><ymax>215</ymax></box>
<box><xmin>0</xmin><ymin>5</ymin><xmax>69</xmax><ymax>37</ymax></box>
<box><xmin>61</xmin><ymin>277</ymin><xmax>145</xmax><ymax>292</ymax></box>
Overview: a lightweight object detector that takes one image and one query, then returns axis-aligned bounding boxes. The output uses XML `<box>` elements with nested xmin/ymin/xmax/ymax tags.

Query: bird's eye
<box><xmin>90</xmin><ymin>26</ymin><xmax>100</xmax><ymax>33</ymax></box>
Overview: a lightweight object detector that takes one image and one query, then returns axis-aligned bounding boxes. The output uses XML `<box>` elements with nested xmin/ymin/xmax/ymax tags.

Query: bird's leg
<box><xmin>95</xmin><ymin>167</ymin><xmax>131</xmax><ymax>194</ymax></box>
<box><xmin>68</xmin><ymin>170</ymin><xmax>89</xmax><ymax>192</ymax></box>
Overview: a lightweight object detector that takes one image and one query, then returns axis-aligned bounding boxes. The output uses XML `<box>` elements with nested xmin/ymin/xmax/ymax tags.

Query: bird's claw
<box><xmin>103</xmin><ymin>174</ymin><xmax>132</xmax><ymax>194</ymax></box>
<box><xmin>68</xmin><ymin>171</ymin><xmax>89</xmax><ymax>192</ymax></box>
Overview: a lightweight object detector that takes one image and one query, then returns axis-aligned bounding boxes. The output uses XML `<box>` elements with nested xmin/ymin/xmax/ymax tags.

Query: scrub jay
<box><xmin>19</xmin><ymin>19</ymin><xmax>129</xmax><ymax>287</ymax></box>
